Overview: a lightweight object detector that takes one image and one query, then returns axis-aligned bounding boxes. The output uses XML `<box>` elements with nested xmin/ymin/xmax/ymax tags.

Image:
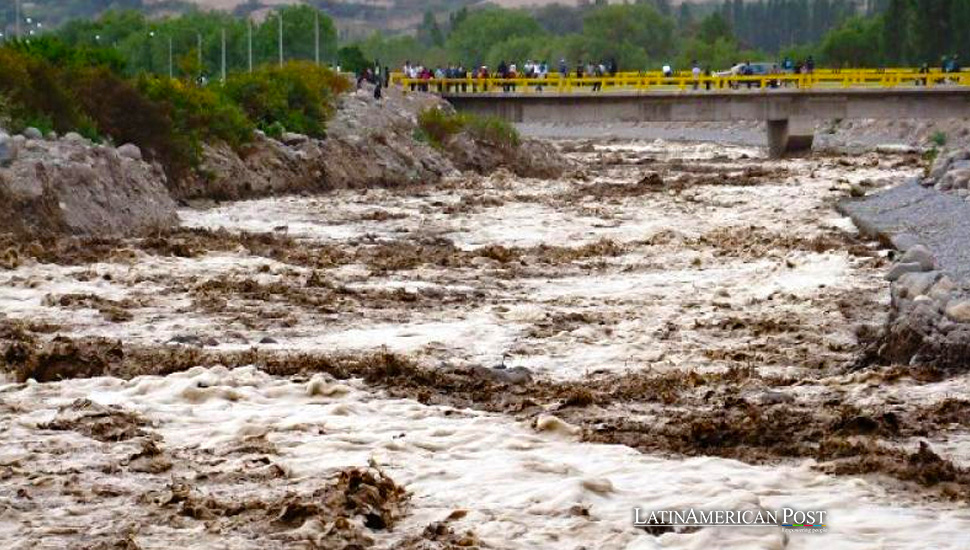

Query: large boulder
<box><xmin>0</xmin><ymin>138</ymin><xmax>176</xmax><ymax>236</ymax></box>
<box><xmin>22</xmin><ymin>127</ymin><xmax>43</xmax><ymax>140</ymax></box>
<box><xmin>117</xmin><ymin>143</ymin><xmax>143</xmax><ymax>161</ymax></box>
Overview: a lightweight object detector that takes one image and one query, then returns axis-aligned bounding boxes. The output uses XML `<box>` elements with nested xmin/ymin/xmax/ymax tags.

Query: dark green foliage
<box><xmin>337</xmin><ymin>46</ymin><xmax>370</xmax><ymax>75</ymax></box>
<box><xmin>464</xmin><ymin>115</ymin><xmax>520</xmax><ymax>149</ymax></box>
<box><xmin>0</xmin><ymin>42</ymin><xmax>348</xmax><ymax>181</ymax></box>
<box><xmin>417</xmin><ymin>107</ymin><xmax>520</xmax><ymax>150</ymax></box>
<box><xmin>138</xmin><ymin>76</ymin><xmax>254</xmax><ymax>176</ymax></box>
<box><xmin>49</xmin><ymin>5</ymin><xmax>338</xmax><ymax>78</ymax></box>
<box><xmin>416</xmin><ymin>107</ymin><xmax>466</xmax><ymax>148</ymax></box>
<box><xmin>76</xmin><ymin>68</ymin><xmax>193</xmax><ymax>176</ymax></box>
<box><xmin>0</xmin><ymin>48</ymin><xmax>83</xmax><ymax>134</ymax></box>
<box><xmin>819</xmin><ymin>16</ymin><xmax>883</xmax><ymax>66</ymax></box>
<box><xmin>222</xmin><ymin>61</ymin><xmax>350</xmax><ymax>138</ymax></box>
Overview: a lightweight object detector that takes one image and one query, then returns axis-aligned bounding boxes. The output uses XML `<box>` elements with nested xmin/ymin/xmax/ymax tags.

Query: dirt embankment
<box><xmin>0</xmin><ymin>86</ymin><xmax>568</xmax><ymax>237</ymax></box>
<box><xmin>174</xmin><ymin>86</ymin><xmax>568</xmax><ymax>201</ymax></box>
<box><xmin>0</xmin><ymin>133</ymin><xmax>177</xmax><ymax>238</ymax></box>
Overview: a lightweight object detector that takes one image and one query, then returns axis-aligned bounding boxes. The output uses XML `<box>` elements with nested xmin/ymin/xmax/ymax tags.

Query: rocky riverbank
<box><xmin>0</xmin><ymin>85</ymin><xmax>568</xmax><ymax>236</ymax></box>
<box><xmin>174</xmin><ymin>85</ymin><xmax>567</xmax><ymax>202</ymax></box>
<box><xmin>840</xmin><ymin>156</ymin><xmax>970</xmax><ymax>372</ymax></box>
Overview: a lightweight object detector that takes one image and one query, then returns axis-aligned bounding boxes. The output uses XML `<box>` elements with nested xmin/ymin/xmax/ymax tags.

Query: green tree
<box><xmin>445</xmin><ymin>8</ymin><xmax>544</xmax><ymax>66</ymax></box>
<box><xmin>881</xmin><ymin>0</ymin><xmax>909</xmax><ymax>62</ymax></box>
<box><xmin>820</xmin><ymin>15</ymin><xmax>883</xmax><ymax>66</ymax></box>
<box><xmin>337</xmin><ymin>45</ymin><xmax>369</xmax><ymax>74</ymax></box>
<box><xmin>698</xmin><ymin>12</ymin><xmax>733</xmax><ymax>44</ymax></box>
<box><xmin>582</xmin><ymin>3</ymin><xmax>676</xmax><ymax>65</ymax></box>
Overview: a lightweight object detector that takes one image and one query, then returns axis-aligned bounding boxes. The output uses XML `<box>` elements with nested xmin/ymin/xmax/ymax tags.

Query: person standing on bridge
<box><xmin>499</xmin><ymin>60</ymin><xmax>513</xmax><ymax>92</ymax></box>
<box><xmin>691</xmin><ymin>60</ymin><xmax>701</xmax><ymax>90</ymax></box>
<box><xmin>592</xmin><ymin>62</ymin><xmax>603</xmax><ymax>92</ymax></box>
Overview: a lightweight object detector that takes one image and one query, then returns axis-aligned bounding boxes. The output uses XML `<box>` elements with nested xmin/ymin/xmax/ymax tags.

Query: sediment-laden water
<box><xmin>2</xmin><ymin>140</ymin><xmax>968</xmax><ymax>549</ymax></box>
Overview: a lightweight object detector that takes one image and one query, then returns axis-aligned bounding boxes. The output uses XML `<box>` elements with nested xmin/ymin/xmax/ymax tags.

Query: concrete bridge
<box><xmin>443</xmin><ymin>88</ymin><xmax>970</xmax><ymax>157</ymax></box>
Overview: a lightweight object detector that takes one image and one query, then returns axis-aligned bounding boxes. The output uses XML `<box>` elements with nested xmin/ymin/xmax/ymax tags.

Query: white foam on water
<box><xmin>3</xmin><ymin>368</ymin><xmax>968</xmax><ymax>549</ymax></box>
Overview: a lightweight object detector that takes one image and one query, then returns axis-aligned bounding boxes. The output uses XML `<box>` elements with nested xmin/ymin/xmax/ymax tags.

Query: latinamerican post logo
<box><xmin>633</xmin><ymin>507</ymin><xmax>829</xmax><ymax>533</ymax></box>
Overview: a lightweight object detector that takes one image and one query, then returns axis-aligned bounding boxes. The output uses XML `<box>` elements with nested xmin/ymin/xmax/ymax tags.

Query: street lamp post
<box><xmin>314</xmin><ymin>10</ymin><xmax>320</xmax><ymax>66</ymax></box>
<box><xmin>221</xmin><ymin>28</ymin><xmax>226</xmax><ymax>82</ymax></box>
<box><xmin>148</xmin><ymin>30</ymin><xmax>155</xmax><ymax>73</ymax></box>
<box><xmin>278</xmin><ymin>10</ymin><xmax>283</xmax><ymax>68</ymax></box>
<box><xmin>248</xmin><ymin>20</ymin><xmax>253</xmax><ymax>73</ymax></box>
<box><xmin>14</xmin><ymin>0</ymin><xmax>20</xmax><ymax>39</ymax></box>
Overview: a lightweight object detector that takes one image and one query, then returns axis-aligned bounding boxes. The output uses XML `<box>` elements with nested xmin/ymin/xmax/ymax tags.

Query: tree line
<box><xmin>10</xmin><ymin>0</ymin><xmax>970</xmax><ymax>76</ymax></box>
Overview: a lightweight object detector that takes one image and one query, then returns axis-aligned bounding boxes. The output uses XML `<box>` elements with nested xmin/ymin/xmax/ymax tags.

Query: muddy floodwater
<box><xmin>2</xmin><ymin>140</ymin><xmax>970</xmax><ymax>549</ymax></box>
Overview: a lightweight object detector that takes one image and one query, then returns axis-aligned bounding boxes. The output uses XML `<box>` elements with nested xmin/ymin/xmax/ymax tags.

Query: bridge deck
<box><xmin>440</xmin><ymin>87</ymin><xmax>970</xmax><ymax>100</ymax></box>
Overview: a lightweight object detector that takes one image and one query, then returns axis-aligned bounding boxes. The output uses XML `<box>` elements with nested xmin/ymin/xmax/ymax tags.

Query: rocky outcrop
<box><xmin>0</xmin><ymin>132</ymin><xmax>176</xmax><ymax>237</ymax></box>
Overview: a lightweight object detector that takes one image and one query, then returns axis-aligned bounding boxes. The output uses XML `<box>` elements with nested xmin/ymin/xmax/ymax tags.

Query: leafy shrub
<box><xmin>139</xmin><ymin>77</ymin><xmax>253</xmax><ymax>149</ymax></box>
<box><xmin>0</xmin><ymin>44</ymin><xmax>350</xmax><ymax>182</ymax></box>
<box><xmin>0</xmin><ymin>48</ymin><xmax>84</xmax><ymax>134</ymax></box>
<box><xmin>72</xmin><ymin>68</ymin><xmax>191</xmax><ymax>175</ymax></box>
<box><xmin>416</xmin><ymin>107</ymin><xmax>466</xmax><ymax>148</ymax></box>
<box><xmin>223</xmin><ymin>61</ymin><xmax>350</xmax><ymax>138</ymax></box>
<box><xmin>930</xmin><ymin>131</ymin><xmax>948</xmax><ymax>147</ymax></box>
<box><xmin>337</xmin><ymin>45</ymin><xmax>370</xmax><ymax>75</ymax></box>
<box><xmin>417</xmin><ymin>107</ymin><xmax>520</xmax><ymax>149</ymax></box>
<box><xmin>465</xmin><ymin>115</ymin><xmax>520</xmax><ymax>148</ymax></box>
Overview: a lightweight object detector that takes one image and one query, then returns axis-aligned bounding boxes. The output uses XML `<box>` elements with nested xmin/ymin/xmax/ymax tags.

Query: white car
<box><xmin>716</xmin><ymin>62</ymin><xmax>779</xmax><ymax>78</ymax></box>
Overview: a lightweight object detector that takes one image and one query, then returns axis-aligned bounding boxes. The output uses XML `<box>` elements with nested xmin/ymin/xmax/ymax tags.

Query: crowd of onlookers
<box><xmin>397</xmin><ymin>54</ymin><xmax>968</xmax><ymax>93</ymax></box>
<box><xmin>401</xmin><ymin>58</ymin><xmax>620</xmax><ymax>92</ymax></box>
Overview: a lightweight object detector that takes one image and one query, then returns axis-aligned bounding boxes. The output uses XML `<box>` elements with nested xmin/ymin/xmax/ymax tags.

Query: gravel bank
<box><xmin>839</xmin><ymin>179</ymin><xmax>970</xmax><ymax>282</ymax></box>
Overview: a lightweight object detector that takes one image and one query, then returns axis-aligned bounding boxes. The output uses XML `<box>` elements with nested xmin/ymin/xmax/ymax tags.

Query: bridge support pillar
<box><xmin>766</xmin><ymin>117</ymin><xmax>814</xmax><ymax>158</ymax></box>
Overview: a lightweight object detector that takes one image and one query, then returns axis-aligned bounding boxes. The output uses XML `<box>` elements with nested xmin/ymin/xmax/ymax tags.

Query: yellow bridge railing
<box><xmin>392</xmin><ymin>69</ymin><xmax>970</xmax><ymax>94</ymax></box>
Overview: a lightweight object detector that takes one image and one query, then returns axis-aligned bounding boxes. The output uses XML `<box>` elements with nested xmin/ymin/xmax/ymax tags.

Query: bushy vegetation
<box><xmin>416</xmin><ymin>107</ymin><xmax>466</xmax><ymax>147</ymax></box>
<box><xmin>417</xmin><ymin>107</ymin><xmax>519</xmax><ymax>149</ymax></box>
<box><xmin>0</xmin><ymin>40</ymin><xmax>348</xmax><ymax>180</ymax></box>
<box><xmin>224</xmin><ymin>61</ymin><xmax>350</xmax><ymax>138</ymax></box>
<box><xmin>464</xmin><ymin>114</ymin><xmax>520</xmax><ymax>149</ymax></box>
